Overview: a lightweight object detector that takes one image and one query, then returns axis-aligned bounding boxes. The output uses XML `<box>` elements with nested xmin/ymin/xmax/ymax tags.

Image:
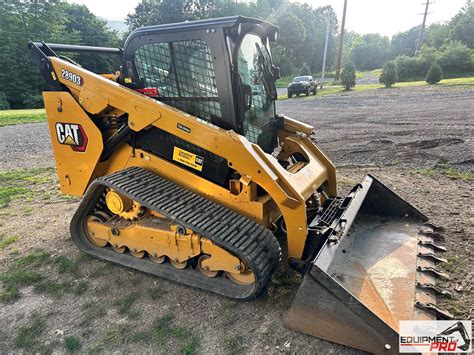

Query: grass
<box><xmin>98</xmin><ymin>324</ymin><xmax>130</xmax><ymax>348</ymax></box>
<box><xmin>148</xmin><ymin>287</ymin><xmax>166</xmax><ymax>300</ymax></box>
<box><xmin>337</xmin><ymin>177</ymin><xmax>358</xmax><ymax>188</ymax></box>
<box><xmin>64</xmin><ymin>336</ymin><xmax>82</xmax><ymax>353</ymax></box>
<box><xmin>14</xmin><ymin>249</ymin><xmax>52</xmax><ymax>267</ymax></box>
<box><xmin>276</xmin><ymin>70</ymin><xmax>367</xmax><ymax>87</ymax></box>
<box><xmin>114</xmin><ymin>292</ymin><xmax>139</xmax><ymax>315</ymax></box>
<box><xmin>0</xmin><ymin>269</ymin><xmax>43</xmax><ymax>302</ymax></box>
<box><xmin>80</xmin><ymin>301</ymin><xmax>107</xmax><ymax>327</ymax></box>
<box><xmin>33</xmin><ymin>278</ymin><xmax>87</xmax><ymax>297</ymax></box>
<box><xmin>130</xmin><ymin>331</ymin><xmax>150</xmax><ymax>343</ymax></box>
<box><xmin>126</xmin><ymin>314</ymin><xmax>198</xmax><ymax>353</ymax></box>
<box><xmin>180</xmin><ymin>336</ymin><xmax>199</xmax><ymax>355</ymax></box>
<box><xmin>56</xmin><ymin>255</ymin><xmax>78</xmax><ymax>274</ymax></box>
<box><xmin>34</xmin><ymin>280</ymin><xmax>73</xmax><ymax>297</ymax></box>
<box><xmin>0</xmin><ymin>168</ymin><xmax>55</xmax><ymax>208</ymax></box>
<box><xmin>15</xmin><ymin>313</ymin><xmax>46</xmax><ymax>351</ymax></box>
<box><xmin>0</xmin><ymin>233</ymin><xmax>19</xmax><ymax>250</ymax></box>
<box><xmin>152</xmin><ymin>314</ymin><xmax>173</xmax><ymax>344</ymax></box>
<box><xmin>0</xmin><ymin>187</ymin><xmax>30</xmax><ymax>208</ymax></box>
<box><xmin>442</xmin><ymin>166</ymin><xmax>472</xmax><ymax>181</ymax></box>
<box><xmin>411</xmin><ymin>167</ymin><xmax>436</xmax><ymax>178</ymax></box>
<box><xmin>412</xmin><ymin>165</ymin><xmax>472</xmax><ymax>182</ymax></box>
<box><xmin>278</xmin><ymin>75</ymin><xmax>474</xmax><ymax>100</ymax></box>
<box><xmin>0</xmin><ymin>249</ymin><xmax>90</xmax><ymax>302</ymax></box>
<box><xmin>0</xmin><ymin>109</ymin><xmax>46</xmax><ymax>127</ymax></box>
<box><xmin>72</xmin><ymin>280</ymin><xmax>89</xmax><ymax>295</ymax></box>
<box><xmin>223</xmin><ymin>334</ymin><xmax>245</xmax><ymax>354</ymax></box>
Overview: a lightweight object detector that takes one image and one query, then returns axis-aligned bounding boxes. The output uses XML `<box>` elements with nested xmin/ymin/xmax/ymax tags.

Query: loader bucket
<box><xmin>286</xmin><ymin>175</ymin><xmax>451</xmax><ymax>354</ymax></box>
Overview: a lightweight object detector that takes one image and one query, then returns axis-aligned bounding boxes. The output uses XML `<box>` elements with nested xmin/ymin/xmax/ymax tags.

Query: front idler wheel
<box><xmin>84</xmin><ymin>215</ymin><xmax>108</xmax><ymax>247</ymax></box>
<box><xmin>225</xmin><ymin>264</ymin><xmax>256</xmax><ymax>286</ymax></box>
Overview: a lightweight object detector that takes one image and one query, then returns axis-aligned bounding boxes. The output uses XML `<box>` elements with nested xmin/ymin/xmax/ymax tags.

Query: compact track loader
<box><xmin>30</xmin><ymin>16</ymin><xmax>452</xmax><ymax>353</ymax></box>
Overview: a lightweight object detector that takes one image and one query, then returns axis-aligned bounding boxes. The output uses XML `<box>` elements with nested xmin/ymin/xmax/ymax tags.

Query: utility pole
<box><xmin>321</xmin><ymin>18</ymin><xmax>331</xmax><ymax>83</ymax></box>
<box><xmin>416</xmin><ymin>0</ymin><xmax>432</xmax><ymax>54</ymax></box>
<box><xmin>335</xmin><ymin>0</ymin><xmax>347</xmax><ymax>81</ymax></box>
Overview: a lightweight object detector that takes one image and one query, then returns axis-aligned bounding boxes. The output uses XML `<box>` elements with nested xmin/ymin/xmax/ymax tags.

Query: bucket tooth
<box><xmin>419</xmin><ymin>229</ymin><xmax>445</xmax><ymax>241</ymax></box>
<box><xmin>422</xmin><ymin>223</ymin><xmax>445</xmax><ymax>233</ymax></box>
<box><xmin>414</xmin><ymin>301</ymin><xmax>453</xmax><ymax>319</ymax></box>
<box><xmin>415</xmin><ymin>282</ymin><xmax>452</xmax><ymax>298</ymax></box>
<box><xmin>418</xmin><ymin>240</ymin><xmax>447</xmax><ymax>252</ymax></box>
<box><xmin>417</xmin><ymin>266</ymin><xmax>450</xmax><ymax>280</ymax></box>
<box><xmin>417</xmin><ymin>252</ymin><xmax>448</xmax><ymax>264</ymax></box>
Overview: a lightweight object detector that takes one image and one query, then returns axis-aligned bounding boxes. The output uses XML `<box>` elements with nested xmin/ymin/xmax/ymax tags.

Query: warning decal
<box><xmin>172</xmin><ymin>147</ymin><xmax>204</xmax><ymax>172</ymax></box>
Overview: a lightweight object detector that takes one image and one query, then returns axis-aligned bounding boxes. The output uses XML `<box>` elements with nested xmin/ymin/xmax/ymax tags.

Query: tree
<box><xmin>449</xmin><ymin>3</ymin><xmax>474</xmax><ymax>48</ymax></box>
<box><xmin>395</xmin><ymin>55</ymin><xmax>422</xmax><ymax>81</ymax></box>
<box><xmin>0</xmin><ymin>0</ymin><xmax>121</xmax><ymax>109</ymax></box>
<box><xmin>379</xmin><ymin>61</ymin><xmax>398</xmax><ymax>88</ymax></box>
<box><xmin>391</xmin><ymin>26</ymin><xmax>420</xmax><ymax>57</ymax></box>
<box><xmin>273</xmin><ymin>13</ymin><xmax>307</xmax><ymax>75</ymax></box>
<box><xmin>0</xmin><ymin>0</ymin><xmax>67</xmax><ymax>108</ymax></box>
<box><xmin>59</xmin><ymin>3</ymin><xmax>121</xmax><ymax>74</ymax></box>
<box><xmin>426</xmin><ymin>23</ymin><xmax>450</xmax><ymax>48</ymax></box>
<box><xmin>349</xmin><ymin>34</ymin><xmax>391</xmax><ymax>70</ymax></box>
<box><xmin>0</xmin><ymin>92</ymin><xmax>10</xmax><ymax>110</ymax></box>
<box><xmin>126</xmin><ymin>0</ymin><xmax>188</xmax><ymax>30</ymax></box>
<box><xmin>426</xmin><ymin>63</ymin><xmax>443</xmax><ymax>84</ymax></box>
<box><xmin>342</xmin><ymin>31</ymin><xmax>361</xmax><ymax>65</ymax></box>
<box><xmin>340</xmin><ymin>62</ymin><xmax>356</xmax><ymax>90</ymax></box>
<box><xmin>438</xmin><ymin>40</ymin><xmax>473</xmax><ymax>73</ymax></box>
<box><xmin>299</xmin><ymin>63</ymin><xmax>311</xmax><ymax>75</ymax></box>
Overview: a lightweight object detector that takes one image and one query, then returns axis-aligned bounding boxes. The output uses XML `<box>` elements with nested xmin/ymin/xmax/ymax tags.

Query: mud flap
<box><xmin>286</xmin><ymin>175</ymin><xmax>451</xmax><ymax>354</ymax></box>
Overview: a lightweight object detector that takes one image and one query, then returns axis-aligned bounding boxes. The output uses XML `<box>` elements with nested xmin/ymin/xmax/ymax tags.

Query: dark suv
<box><xmin>287</xmin><ymin>75</ymin><xmax>317</xmax><ymax>98</ymax></box>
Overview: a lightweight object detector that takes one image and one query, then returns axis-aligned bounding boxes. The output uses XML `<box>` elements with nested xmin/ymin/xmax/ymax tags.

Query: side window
<box><xmin>237</xmin><ymin>34</ymin><xmax>275</xmax><ymax>146</ymax></box>
<box><xmin>133</xmin><ymin>40</ymin><xmax>222</xmax><ymax>123</ymax></box>
<box><xmin>134</xmin><ymin>43</ymin><xmax>172</xmax><ymax>88</ymax></box>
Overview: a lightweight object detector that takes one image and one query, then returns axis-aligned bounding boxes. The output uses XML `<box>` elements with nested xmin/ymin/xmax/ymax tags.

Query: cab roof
<box><xmin>126</xmin><ymin>16</ymin><xmax>278</xmax><ymax>40</ymax></box>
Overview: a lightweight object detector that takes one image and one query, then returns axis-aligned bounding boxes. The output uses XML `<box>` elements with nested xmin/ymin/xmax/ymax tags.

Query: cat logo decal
<box><xmin>55</xmin><ymin>123</ymin><xmax>88</xmax><ymax>152</ymax></box>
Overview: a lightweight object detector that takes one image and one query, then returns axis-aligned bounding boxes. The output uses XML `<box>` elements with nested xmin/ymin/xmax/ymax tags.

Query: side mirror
<box><xmin>242</xmin><ymin>84</ymin><xmax>252</xmax><ymax>111</ymax></box>
<box><xmin>272</xmin><ymin>65</ymin><xmax>281</xmax><ymax>80</ymax></box>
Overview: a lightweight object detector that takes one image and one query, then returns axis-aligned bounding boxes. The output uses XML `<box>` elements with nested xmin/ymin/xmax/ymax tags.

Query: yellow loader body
<box><xmin>30</xmin><ymin>16</ymin><xmax>451</xmax><ymax>354</ymax></box>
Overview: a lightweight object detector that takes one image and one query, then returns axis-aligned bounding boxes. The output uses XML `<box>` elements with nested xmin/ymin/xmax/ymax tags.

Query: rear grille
<box><xmin>318</xmin><ymin>198</ymin><xmax>343</xmax><ymax>227</ymax></box>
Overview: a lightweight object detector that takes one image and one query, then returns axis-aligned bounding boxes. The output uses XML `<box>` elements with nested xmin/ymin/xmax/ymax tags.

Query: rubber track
<box><xmin>70</xmin><ymin>167</ymin><xmax>281</xmax><ymax>300</ymax></box>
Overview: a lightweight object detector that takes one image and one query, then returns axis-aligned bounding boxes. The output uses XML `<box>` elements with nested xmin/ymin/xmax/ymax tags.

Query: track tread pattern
<box><xmin>71</xmin><ymin>167</ymin><xmax>281</xmax><ymax>300</ymax></box>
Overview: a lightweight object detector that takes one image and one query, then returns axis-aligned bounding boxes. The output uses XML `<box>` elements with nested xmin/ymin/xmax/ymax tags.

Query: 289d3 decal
<box><xmin>55</xmin><ymin>123</ymin><xmax>88</xmax><ymax>152</ymax></box>
<box><xmin>60</xmin><ymin>69</ymin><xmax>83</xmax><ymax>86</ymax></box>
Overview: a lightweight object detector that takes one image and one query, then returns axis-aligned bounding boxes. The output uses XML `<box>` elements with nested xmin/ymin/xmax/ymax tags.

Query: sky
<box><xmin>67</xmin><ymin>0</ymin><xmax>467</xmax><ymax>37</ymax></box>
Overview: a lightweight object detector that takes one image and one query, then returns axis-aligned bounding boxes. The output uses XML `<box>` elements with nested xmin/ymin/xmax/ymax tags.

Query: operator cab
<box><xmin>121</xmin><ymin>16</ymin><xmax>280</xmax><ymax>153</ymax></box>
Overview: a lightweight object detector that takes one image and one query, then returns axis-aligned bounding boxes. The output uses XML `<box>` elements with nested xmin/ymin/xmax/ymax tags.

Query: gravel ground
<box><xmin>277</xmin><ymin>85</ymin><xmax>474</xmax><ymax>171</ymax></box>
<box><xmin>0</xmin><ymin>84</ymin><xmax>472</xmax><ymax>354</ymax></box>
<box><xmin>0</xmin><ymin>122</ymin><xmax>53</xmax><ymax>171</ymax></box>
